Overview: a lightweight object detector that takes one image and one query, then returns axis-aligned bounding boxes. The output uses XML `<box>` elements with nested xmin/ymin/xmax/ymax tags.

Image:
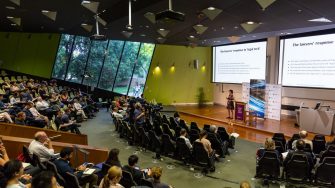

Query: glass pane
<box><xmin>113</xmin><ymin>41</ymin><xmax>140</xmax><ymax>95</ymax></box>
<box><xmin>82</xmin><ymin>40</ymin><xmax>108</xmax><ymax>87</ymax></box>
<box><xmin>52</xmin><ymin>34</ymin><xmax>74</xmax><ymax>80</ymax></box>
<box><xmin>128</xmin><ymin>43</ymin><xmax>155</xmax><ymax>97</ymax></box>
<box><xmin>98</xmin><ymin>40</ymin><xmax>125</xmax><ymax>91</ymax></box>
<box><xmin>65</xmin><ymin>36</ymin><xmax>91</xmax><ymax>83</ymax></box>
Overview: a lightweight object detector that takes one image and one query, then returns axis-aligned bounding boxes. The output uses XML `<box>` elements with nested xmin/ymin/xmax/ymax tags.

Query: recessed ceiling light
<box><xmin>145</xmin><ymin>25</ymin><xmax>150</xmax><ymax>28</ymax></box>
<box><xmin>140</xmin><ymin>34</ymin><xmax>146</xmax><ymax>37</ymax></box>
<box><xmin>7</xmin><ymin>16</ymin><xmax>14</xmax><ymax>19</ymax></box>
<box><xmin>196</xmin><ymin>24</ymin><xmax>203</xmax><ymax>27</ymax></box>
<box><xmin>189</xmin><ymin>35</ymin><xmax>195</xmax><ymax>38</ymax></box>
<box><xmin>207</xmin><ymin>7</ymin><xmax>216</xmax><ymax>11</ymax></box>
<box><xmin>82</xmin><ymin>0</ymin><xmax>91</xmax><ymax>4</ymax></box>
<box><xmin>159</xmin><ymin>28</ymin><xmax>165</xmax><ymax>31</ymax></box>
<box><xmin>5</xmin><ymin>6</ymin><xmax>15</xmax><ymax>10</ymax></box>
<box><xmin>81</xmin><ymin>23</ymin><xmax>88</xmax><ymax>26</ymax></box>
<box><xmin>234</xmin><ymin>26</ymin><xmax>239</xmax><ymax>29</ymax></box>
<box><xmin>157</xmin><ymin>37</ymin><xmax>163</xmax><ymax>40</ymax></box>
<box><xmin>11</xmin><ymin>23</ymin><xmax>16</xmax><ymax>26</ymax></box>
<box><xmin>213</xmin><ymin>29</ymin><xmax>217</xmax><ymax>32</ymax></box>
<box><xmin>221</xmin><ymin>26</ymin><xmax>224</xmax><ymax>30</ymax></box>
<box><xmin>252</xmin><ymin>35</ymin><xmax>257</xmax><ymax>38</ymax></box>
<box><xmin>246</xmin><ymin>21</ymin><xmax>255</xmax><ymax>24</ymax></box>
<box><xmin>286</xmin><ymin>32</ymin><xmax>292</xmax><ymax>34</ymax></box>
<box><xmin>280</xmin><ymin>32</ymin><xmax>284</xmax><ymax>35</ymax></box>
<box><xmin>308</xmin><ymin>17</ymin><xmax>332</xmax><ymax>23</ymax></box>
<box><xmin>298</xmin><ymin>9</ymin><xmax>302</xmax><ymax>13</ymax></box>
<box><xmin>41</xmin><ymin>10</ymin><xmax>50</xmax><ymax>13</ymax></box>
<box><xmin>104</xmin><ymin>27</ymin><xmax>108</xmax><ymax>30</ymax></box>
<box><xmin>59</xmin><ymin>27</ymin><xmax>64</xmax><ymax>31</ymax></box>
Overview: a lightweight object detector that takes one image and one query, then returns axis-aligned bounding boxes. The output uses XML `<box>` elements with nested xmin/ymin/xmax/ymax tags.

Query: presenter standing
<box><xmin>226</xmin><ymin>89</ymin><xmax>235</xmax><ymax>119</ymax></box>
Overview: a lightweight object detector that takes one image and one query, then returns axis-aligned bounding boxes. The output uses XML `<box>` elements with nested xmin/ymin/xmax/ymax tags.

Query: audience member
<box><xmin>31</xmin><ymin>171</ymin><xmax>59</xmax><ymax>188</ymax></box>
<box><xmin>122</xmin><ymin>155</ymin><xmax>147</xmax><ymax>185</ymax></box>
<box><xmin>111</xmin><ymin>108</ymin><xmax>123</xmax><ymax>120</ymax></box>
<box><xmin>54</xmin><ymin>110</ymin><xmax>81</xmax><ymax>134</ymax></box>
<box><xmin>2</xmin><ymin>160</ymin><xmax>31</xmax><ymax>188</ymax></box>
<box><xmin>14</xmin><ymin>112</ymin><xmax>26</xmax><ymax>125</ymax></box>
<box><xmin>179</xmin><ymin>129</ymin><xmax>192</xmax><ymax>150</ymax></box>
<box><xmin>0</xmin><ymin>138</ymin><xmax>9</xmax><ymax>167</ymax></box>
<box><xmin>28</xmin><ymin>131</ymin><xmax>57</xmax><ymax>162</ymax></box>
<box><xmin>240</xmin><ymin>180</ymin><xmax>251</xmax><ymax>188</ymax></box>
<box><xmin>173</xmin><ymin>112</ymin><xmax>180</xmax><ymax>125</ymax></box>
<box><xmin>147</xmin><ymin>166</ymin><xmax>172</xmax><ymax>188</ymax></box>
<box><xmin>283</xmin><ymin>139</ymin><xmax>314</xmax><ymax>168</ymax></box>
<box><xmin>134</xmin><ymin>103</ymin><xmax>145</xmax><ymax>127</ymax></box>
<box><xmin>105</xmin><ymin>149</ymin><xmax>122</xmax><ymax>168</ymax></box>
<box><xmin>99</xmin><ymin>166</ymin><xmax>124</xmax><ymax>188</ymax></box>
<box><xmin>292</xmin><ymin>130</ymin><xmax>313</xmax><ymax>150</ymax></box>
<box><xmin>256</xmin><ymin>138</ymin><xmax>280</xmax><ymax>160</ymax></box>
<box><xmin>53</xmin><ymin>147</ymin><xmax>98</xmax><ymax>188</ymax></box>
<box><xmin>195</xmin><ymin>130</ymin><xmax>214</xmax><ymax>156</ymax></box>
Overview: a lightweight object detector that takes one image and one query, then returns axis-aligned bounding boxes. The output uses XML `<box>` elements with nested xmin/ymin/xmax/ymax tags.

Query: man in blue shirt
<box><xmin>53</xmin><ymin>147</ymin><xmax>98</xmax><ymax>188</ymax></box>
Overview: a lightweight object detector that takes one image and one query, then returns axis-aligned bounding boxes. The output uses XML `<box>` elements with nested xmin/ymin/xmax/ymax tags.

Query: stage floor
<box><xmin>174</xmin><ymin>105</ymin><xmax>333</xmax><ymax>143</ymax></box>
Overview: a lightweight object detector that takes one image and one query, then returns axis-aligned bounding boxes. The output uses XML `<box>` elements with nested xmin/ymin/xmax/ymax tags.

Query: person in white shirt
<box><xmin>179</xmin><ymin>129</ymin><xmax>192</xmax><ymax>150</ymax></box>
<box><xmin>28</xmin><ymin>131</ymin><xmax>57</xmax><ymax>162</ymax></box>
<box><xmin>28</xmin><ymin>102</ymin><xmax>49</xmax><ymax>127</ymax></box>
<box><xmin>73</xmin><ymin>99</ymin><xmax>87</xmax><ymax>119</ymax></box>
<box><xmin>35</xmin><ymin>97</ymin><xmax>50</xmax><ymax>111</ymax></box>
<box><xmin>292</xmin><ymin>130</ymin><xmax>313</xmax><ymax>151</ymax></box>
<box><xmin>111</xmin><ymin>108</ymin><xmax>123</xmax><ymax>119</ymax></box>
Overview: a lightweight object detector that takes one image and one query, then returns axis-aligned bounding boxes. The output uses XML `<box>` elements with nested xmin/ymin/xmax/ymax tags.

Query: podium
<box><xmin>235</xmin><ymin>101</ymin><xmax>246</xmax><ymax>121</ymax></box>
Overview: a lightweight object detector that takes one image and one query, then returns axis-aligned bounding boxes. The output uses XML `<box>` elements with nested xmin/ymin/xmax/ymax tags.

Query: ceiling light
<box><xmin>41</xmin><ymin>10</ymin><xmax>49</xmax><ymax>13</ymax></box>
<box><xmin>234</xmin><ymin>26</ymin><xmax>239</xmax><ymax>29</ymax></box>
<box><xmin>82</xmin><ymin>0</ymin><xmax>91</xmax><ymax>4</ymax></box>
<box><xmin>189</xmin><ymin>35</ymin><xmax>195</xmax><ymax>38</ymax></box>
<box><xmin>145</xmin><ymin>25</ymin><xmax>150</xmax><ymax>28</ymax></box>
<box><xmin>11</xmin><ymin>23</ymin><xmax>16</xmax><ymax>26</ymax></box>
<box><xmin>308</xmin><ymin>17</ymin><xmax>332</xmax><ymax>23</ymax></box>
<box><xmin>7</xmin><ymin>16</ymin><xmax>14</xmax><ymax>19</ymax></box>
<box><xmin>81</xmin><ymin>23</ymin><xmax>88</xmax><ymax>26</ymax></box>
<box><xmin>196</xmin><ymin>24</ymin><xmax>203</xmax><ymax>27</ymax></box>
<box><xmin>5</xmin><ymin>6</ymin><xmax>15</xmax><ymax>10</ymax></box>
<box><xmin>298</xmin><ymin>9</ymin><xmax>302</xmax><ymax>13</ymax></box>
<box><xmin>252</xmin><ymin>35</ymin><xmax>257</xmax><ymax>37</ymax></box>
<box><xmin>59</xmin><ymin>27</ymin><xmax>64</xmax><ymax>31</ymax></box>
<box><xmin>207</xmin><ymin>7</ymin><xmax>215</xmax><ymax>11</ymax></box>
<box><xmin>246</xmin><ymin>21</ymin><xmax>255</xmax><ymax>25</ymax></box>
<box><xmin>159</xmin><ymin>28</ymin><xmax>165</xmax><ymax>31</ymax></box>
<box><xmin>140</xmin><ymin>34</ymin><xmax>146</xmax><ymax>37</ymax></box>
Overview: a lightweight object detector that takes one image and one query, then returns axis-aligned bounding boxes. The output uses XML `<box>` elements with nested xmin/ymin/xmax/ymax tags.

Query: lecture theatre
<box><xmin>0</xmin><ymin>0</ymin><xmax>335</xmax><ymax>188</ymax></box>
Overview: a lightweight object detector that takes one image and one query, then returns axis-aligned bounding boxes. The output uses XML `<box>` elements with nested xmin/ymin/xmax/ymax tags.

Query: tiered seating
<box><xmin>256</xmin><ymin>132</ymin><xmax>335</xmax><ymax>187</ymax></box>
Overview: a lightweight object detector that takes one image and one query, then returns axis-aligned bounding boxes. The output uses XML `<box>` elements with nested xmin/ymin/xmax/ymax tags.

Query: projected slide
<box><xmin>280</xmin><ymin>33</ymin><xmax>335</xmax><ymax>88</ymax></box>
<box><xmin>212</xmin><ymin>41</ymin><xmax>267</xmax><ymax>83</ymax></box>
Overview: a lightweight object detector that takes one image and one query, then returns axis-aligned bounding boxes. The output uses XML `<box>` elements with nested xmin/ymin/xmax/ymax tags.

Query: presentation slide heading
<box><xmin>220</xmin><ymin>47</ymin><xmax>261</xmax><ymax>53</ymax></box>
<box><xmin>292</xmin><ymin>41</ymin><xmax>334</xmax><ymax>47</ymax></box>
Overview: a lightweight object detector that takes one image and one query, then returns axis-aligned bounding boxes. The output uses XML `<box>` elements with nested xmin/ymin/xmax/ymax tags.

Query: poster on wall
<box><xmin>242</xmin><ymin>82</ymin><xmax>250</xmax><ymax>105</ymax></box>
<box><xmin>249</xmin><ymin>79</ymin><xmax>266</xmax><ymax>118</ymax></box>
<box><xmin>265</xmin><ymin>84</ymin><xmax>282</xmax><ymax>120</ymax></box>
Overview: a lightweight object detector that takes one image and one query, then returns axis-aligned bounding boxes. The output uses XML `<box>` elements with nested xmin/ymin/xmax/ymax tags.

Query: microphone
<box><xmin>49</xmin><ymin>135</ymin><xmax>62</xmax><ymax>141</ymax></box>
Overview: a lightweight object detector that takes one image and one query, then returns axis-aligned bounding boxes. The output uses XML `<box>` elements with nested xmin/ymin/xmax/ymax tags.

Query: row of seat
<box><xmin>0</xmin><ymin>75</ymin><xmax>29</xmax><ymax>83</ymax></box>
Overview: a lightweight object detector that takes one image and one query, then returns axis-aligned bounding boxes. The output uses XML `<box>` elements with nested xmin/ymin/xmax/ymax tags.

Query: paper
<box><xmin>231</xmin><ymin>133</ymin><xmax>239</xmax><ymax>138</ymax></box>
<box><xmin>22</xmin><ymin>162</ymin><xmax>31</xmax><ymax>168</ymax></box>
<box><xmin>282</xmin><ymin>151</ymin><xmax>288</xmax><ymax>159</ymax></box>
<box><xmin>83</xmin><ymin>168</ymin><xmax>95</xmax><ymax>175</ymax></box>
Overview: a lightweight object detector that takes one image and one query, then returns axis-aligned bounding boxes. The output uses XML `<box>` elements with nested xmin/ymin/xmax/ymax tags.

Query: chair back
<box><xmin>101</xmin><ymin>163</ymin><xmax>112</xmax><ymax>177</ymax></box>
<box><xmin>190</xmin><ymin>122</ymin><xmax>200</xmax><ymax>132</ymax></box>
<box><xmin>32</xmin><ymin>153</ymin><xmax>46</xmax><ymax>170</ymax></box>
<box><xmin>272</xmin><ymin>133</ymin><xmax>286</xmax><ymax>150</ymax></box>
<box><xmin>174</xmin><ymin>126</ymin><xmax>181</xmax><ymax>138</ymax></box>
<box><xmin>193</xmin><ymin>141</ymin><xmax>210</xmax><ymax>166</ymax></box>
<box><xmin>256</xmin><ymin>151</ymin><xmax>281</xmax><ymax>179</ymax></box>
<box><xmin>175</xmin><ymin>138</ymin><xmax>192</xmax><ymax>162</ymax></box>
<box><xmin>64</xmin><ymin>172</ymin><xmax>81</xmax><ymax>188</ymax></box>
<box><xmin>140</xmin><ymin>178</ymin><xmax>154</xmax><ymax>188</ymax></box>
<box><xmin>179</xmin><ymin>120</ymin><xmax>189</xmax><ymax>132</ymax></box>
<box><xmin>161</xmin><ymin>134</ymin><xmax>176</xmax><ymax>156</ymax></box>
<box><xmin>304</xmin><ymin>143</ymin><xmax>313</xmax><ymax>153</ymax></box>
<box><xmin>148</xmin><ymin>130</ymin><xmax>161</xmax><ymax>152</ymax></box>
<box><xmin>138</xmin><ymin>127</ymin><xmax>151</xmax><ymax>149</ymax></box>
<box><xmin>22</xmin><ymin>145</ymin><xmax>33</xmax><ymax>164</ymax></box>
<box><xmin>217</xmin><ymin>127</ymin><xmax>229</xmax><ymax>141</ymax></box>
<box><xmin>274</xmin><ymin>140</ymin><xmax>285</xmax><ymax>154</ymax></box>
<box><xmin>45</xmin><ymin>161</ymin><xmax>66</xmax><ymax>187</ymax></box>
<box><xmin>203</xmin><ymin>124</ymin><xmax>210</xmax><ymax>132</ymax></box>
<box><xmin>287</xmin><ymin>134</ymin><xmax>300</xmax><ymax>150</ymax></box>
<box><xmin>320</xmin><ymin>147</ymin><xmax>335</xmax><ymax>162</ymax></box>
<box><xmin>120</xmin><ymin>170</ymin><xmax>137</xmax><ymax>188</ymax></box>
<box><xmin>162</xmin><ymin>115</ymin><xmax>170</xmax><ymax>126</ymax></box>
<box><xmin>313</xmin><ymin>135</ymin><xmax>326</xmax><ymax>154</ymax></box>
<box><xmin>162</xmin><ymin>123</ymin><xmax>174</xmax><ymax>139</ymax></box>
<box><xmin>285</xmin><ymin>154</ymin><xmax>310</xmax><ymax>182</ymax></box>
<box><xmin>315</xmin><ymin>157</ymin><xmax>335</xmax><ymax>184</ymax></box>
<box><xmin>169</xmin><ymin>117</ymin><xmax>177</xmax><ymax>130</ymax></box>
<box><xmin>189</xmin><ymin>129</ymin><xmax>199</xmax><ymax>144</ymax></box>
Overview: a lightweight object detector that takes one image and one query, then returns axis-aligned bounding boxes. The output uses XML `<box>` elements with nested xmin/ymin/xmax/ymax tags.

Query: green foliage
<box><xmin>196</xmin><ymin>87</ymin><xmax>206</xmax><ymax>107</ymax></box>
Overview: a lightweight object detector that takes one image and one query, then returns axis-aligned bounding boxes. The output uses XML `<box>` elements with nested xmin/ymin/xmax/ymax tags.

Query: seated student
<box><xmin>283</xmin><ymin>139</ymin><xmax>314</xmax><ymax>169</ymax></box>
<box><xmin>54</xmin><ymin>110</ymin><xmax>81</xmax><ymax>134</ymax></box>
<box><xmin>35</xmin><ymin>97</ymin><xmax>55</xmax><ymax>119</ymax></box>
<box><xmin>28</xmin><ymin>131</ymin><xmax>57</xmax><ymax>162</ymax></box>
<box><xmin>53</xmin><ymin>147</ymin><xmax>98</xmax><ymax>188</ymax></box>
<box><xmin>173</xmin><ymin>112</ymin><xmax>180</xmax><ymax>125</ymax></box>
<box><xmin>0</xmin><ymin>138</ymin><xmax>9</xmax><ymax>167</ymax></box>
<box><xmin>99</xmin><ymin>166</ymin><xmax>124</xmax><ymax>188</ymax></box>
<box><xmin>105</xmin><ymin>149</ymin><xmax>122</xmax><ymax>168</ymax></box>
<box><xmin>326</xmin><ymin>137</ymin><xmax>335</xmax><ymax>148</ymax></box>
<box><xmin>147</xmin><ymin>166</ymin><xmax>172</xmax><ymax>188</ymax></box>
<box><xmin>292</xmin><ymin>130</ymin><xmax>313</xmax><ymax>151</ymax></box>
<box><xmin>256</xmin><ymin>138</ymin><xmax>280</xmax><ymax>161</ymax></box>
<box><xmin>25</xmin><ymin>102</ymin><xmax>49</xmax><ymax>128</ymax></box>
<box><xmin>15</xmin><ymin>112</ymin><xmax>26</xmax><ymax>125</ymax></box>
<box><xmin>179</xmin><ymin>129</ymin><xmax>192</xmax><ymax>150</ymax></box>
<box><xmin>195</xmin><ymin>130</ymin><xmax>214</xmax><ymax>156</ymax></box>
<box><xmin>73</xmin><ymin>99</ymin><xmax>88</xmax><ymax>120</ymax></box>
<box><xmin>31</xmin><ymin>171</ymin><xmax>60</xmax><ymax>188</ymax></box>
<box><xmin>133</xmin><ymin>103</ymin><xmax>145</xmax><ymax>127</ymax></box>
<box><xmin>0</xmin><ymin>111</ymin><xmax>13</xmax><ymax>123</ymax></box>
<box><xmin>22</xmin><ymin>103</ymin><xmax>46</xmax><ymax>128</ymax></box>
<box><xmin>1</xmin><ymin>160</ymin><xmax>31</xmax><ymax>188</ymax></box>
<box><xmin>111</xmin><ymin>108</ymin><xmax>123</xmax><ymax>120</ymax></box>
<box><xmin>122</xmin><ymin>155</ymin><xmax>147</xmax><ymax>185</ymax></box>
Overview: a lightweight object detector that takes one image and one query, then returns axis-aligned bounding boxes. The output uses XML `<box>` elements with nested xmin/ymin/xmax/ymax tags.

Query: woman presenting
<box><xmin>226</xmin><ymin>89</ymin><xmax>235</xmax><ymax>119</ymax></box>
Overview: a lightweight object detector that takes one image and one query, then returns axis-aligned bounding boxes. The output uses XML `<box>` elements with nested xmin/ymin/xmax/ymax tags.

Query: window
<box><xmin>113</xmin><ymin>41</ymin><xmax>141</xmax><ymax>95</ymax></box>
<box><xmin>52</xmin><ymin>34</ymin><xmax>155</xmax><ymax>95</ymax></box>
<box><xmin>52</xmin><ymin>34</ymin><xmax>74</xmax><ymax>80</ymax></box>
<box><xmin>128</xmin><ymin>43</ymin><xmax>155</xmax><ymax>97</ymax></box>
<box><xmin>65</xmin><ymin>36</ymin><xmax>91</xmax><ymax>83</ymax></box>
<box><xmin>82</xmin><ymin>40</ymin><xmax>108</xmax><ymax>87</ymax></box>
<box><xmin>98</xmin><ymin>40</ymin><xmax>125</xmax><ymax>91</ymax></box>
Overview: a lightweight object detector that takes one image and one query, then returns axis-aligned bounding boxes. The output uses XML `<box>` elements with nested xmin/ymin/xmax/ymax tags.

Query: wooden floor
<box><xmin>175</xmin><ymin>105</ymin><xmax>334</xmax><ymax>143</ymax></box>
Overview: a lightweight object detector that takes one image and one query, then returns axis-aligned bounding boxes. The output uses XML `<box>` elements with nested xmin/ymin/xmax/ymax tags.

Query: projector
<box><xmin>155</xmin><ymin>9</ymin><xmax>185</xmax><ymax>23</ymax></box>
<box><xmin>89</xmin><ymin>34</ymin><xmax>107</xmax><ymax>41</ymax></box>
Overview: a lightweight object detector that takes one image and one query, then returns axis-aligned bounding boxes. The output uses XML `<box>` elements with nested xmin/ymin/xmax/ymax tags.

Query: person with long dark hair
<box><xmin>226</xmin><ymin>89</ymin><xmax>235</xmax><ymax>119</ymax></box>
<box><xmin>105</xmin><ymin>149</ymin><xmax>122</xmax><ymax>168</ymax></box>
<box><xmin>1</xmin><ymin>160</ymin><xmax>31</xmax><ymax>188</ymax></box>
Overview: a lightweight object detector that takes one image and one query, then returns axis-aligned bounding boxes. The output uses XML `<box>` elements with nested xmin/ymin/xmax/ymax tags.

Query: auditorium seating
<box><xmin>0</xmin><ymin>122</ymin><xmax>88</xmax><ymax>145</ymax></box>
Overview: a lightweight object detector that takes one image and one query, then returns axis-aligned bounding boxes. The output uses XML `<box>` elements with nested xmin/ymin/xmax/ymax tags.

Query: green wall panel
<box><xmin>0</xmin><ymin>32</ymin><xmax>60</xmax><ymax>78</ymax></box>
<box><xmin>144</xmin><ymin>44</ymin><xmax>213</xmax><ymax>105</ymax></box>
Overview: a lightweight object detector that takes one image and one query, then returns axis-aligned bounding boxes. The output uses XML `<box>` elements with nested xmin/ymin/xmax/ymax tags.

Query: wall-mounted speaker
<box><xmin>193</xmin><ymin>59</ymin><xmax>199</xmax><ymax>69</ymax></box>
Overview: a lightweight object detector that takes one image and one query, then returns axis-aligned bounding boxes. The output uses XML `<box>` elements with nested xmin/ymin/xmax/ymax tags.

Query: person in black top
<box><xmin>105</xmin><ymin>148</ymin><xmax>122</xmax><ymax>168</ymax></box>
<box><xmin>53</xmin><ymin>147</ymin><xmax>98</xmax><ymax>188</ymax></box>
<box><xmin>54</xmin><ymin>110</ymin><xmax>81</xmax><ymax>134</ymax></box>
<box><xmin>122</xmin><ymin>155</ymin><xmax>148</xmax><ymax>185</ymax></box>
<box><xmin>283</xmin><ymin>139</ymin><xmax>314</xmax><ymax>169</ymax></box>
<box><xmin>14</xmin><ymin>112</ymin><xmax>26</xmax><ymax>125</ymax></box>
